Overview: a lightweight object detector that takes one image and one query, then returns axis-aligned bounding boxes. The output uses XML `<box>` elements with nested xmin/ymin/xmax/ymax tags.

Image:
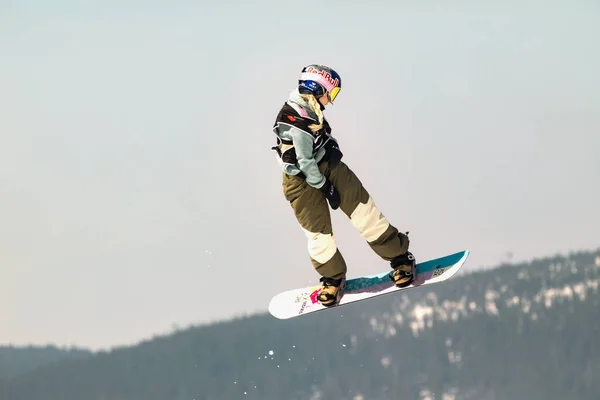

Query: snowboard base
<box><xmin>268</xmin><ymin>250</ymin><xmax>470</xmax><ymax>319</ymax></box>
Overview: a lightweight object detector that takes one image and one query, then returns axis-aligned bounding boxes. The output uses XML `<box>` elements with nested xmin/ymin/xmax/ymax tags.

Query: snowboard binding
<box><xmin>390</xmin><ymin>251</ymin><xmax>416</xmax><ymax>288</ymax></box>
<box><xmin>317</xmin><ymin>276</ymin><xmax>346</xmax><ymax>307</ymax></box>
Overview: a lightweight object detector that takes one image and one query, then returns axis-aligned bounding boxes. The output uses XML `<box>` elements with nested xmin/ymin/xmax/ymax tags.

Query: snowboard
<box><xmin>268</xmin><ymin>249</ymin><xmax>470</xmax><ymax>319</ymax></box>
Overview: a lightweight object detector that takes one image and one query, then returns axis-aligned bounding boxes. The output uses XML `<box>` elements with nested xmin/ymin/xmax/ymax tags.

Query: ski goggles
<box><xmin>329</xmin><ymin>86</ymin><xmax>341</xmax><ymax>103</ymax></box>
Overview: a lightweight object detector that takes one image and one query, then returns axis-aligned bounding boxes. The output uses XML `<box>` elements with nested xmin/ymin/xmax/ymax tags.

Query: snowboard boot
<box><xmin>390</xmin><ymin>251</ymin><xmax>416</xmax><ymax>288</ymax></box>
<box><xmin>317</xmin><ymin>276</ymin><xmax>346</xmax><ymax>307</ymax></box>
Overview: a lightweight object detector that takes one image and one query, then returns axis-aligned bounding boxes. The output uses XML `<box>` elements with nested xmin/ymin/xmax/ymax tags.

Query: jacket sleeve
<box><xmin>287</xmin><ymin>126</ymin><xmax>326</xmax><ymax>189</ymax></box>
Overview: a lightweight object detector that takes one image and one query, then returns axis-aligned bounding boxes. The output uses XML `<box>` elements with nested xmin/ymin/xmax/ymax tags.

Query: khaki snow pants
<box><xmin>282</xmin><ymin>160</ymin><xmax>410</xmax><ymax>280</ymax></box>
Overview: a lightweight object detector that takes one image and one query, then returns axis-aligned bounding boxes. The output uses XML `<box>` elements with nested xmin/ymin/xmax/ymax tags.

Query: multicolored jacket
<box><xmin>271</xmin><ymin>89</ymin><xmax>340</xmax><ymax>189</ymax></box>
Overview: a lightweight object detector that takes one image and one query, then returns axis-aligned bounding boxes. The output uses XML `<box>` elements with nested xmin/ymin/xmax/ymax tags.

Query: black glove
<box><xmin>321</xmin><ymin>180</ymin><xmax>340</xmax><ymax>210</ymax></box>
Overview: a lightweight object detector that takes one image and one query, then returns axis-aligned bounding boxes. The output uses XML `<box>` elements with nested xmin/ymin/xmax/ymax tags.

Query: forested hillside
<box><xmin>0</xmin><ymin>346</ymin><xmax>90</xmax><ymax>381</ymax></box>
<box><xmin>2</xmin><ymin>248</ymin><xmax>599</xmax><ymax>400</ymax></box>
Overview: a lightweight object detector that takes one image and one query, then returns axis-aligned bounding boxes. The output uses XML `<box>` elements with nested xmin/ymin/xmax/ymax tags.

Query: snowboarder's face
<box><xmin>318</xmin><ymin>94</ymin><xmax>330</xmax><ymax>107</ymax></box>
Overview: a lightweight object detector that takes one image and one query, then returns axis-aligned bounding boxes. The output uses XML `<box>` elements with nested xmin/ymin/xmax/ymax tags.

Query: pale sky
<box><xmin>1</xmin><ymin>0</ymin><xmax>599</xmax><ymax>351</ymax></box>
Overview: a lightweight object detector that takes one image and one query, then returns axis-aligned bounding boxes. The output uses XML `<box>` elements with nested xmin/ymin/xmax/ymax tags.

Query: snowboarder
<box><xmin>271</xmin><ymin>64</ymin><xmax>416</xmax><ymax>307</ymax></box>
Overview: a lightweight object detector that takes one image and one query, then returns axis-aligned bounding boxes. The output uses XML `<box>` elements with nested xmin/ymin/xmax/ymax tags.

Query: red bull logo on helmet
<box><xmin>305</xmin><ymin>66</ymin><xmax>340</xmax><ymax>88</ymax></box>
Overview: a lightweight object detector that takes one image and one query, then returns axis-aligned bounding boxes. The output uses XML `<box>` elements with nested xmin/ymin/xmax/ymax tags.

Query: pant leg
<box><xmin>282</xmin><ymin>172</ymin><xmax>347</xmax><ymax>280</ymax></box>
<box><xmin>325</xmin><ymin>161</ymin><xmax>410</xmax><ymax>261</ymax></box>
